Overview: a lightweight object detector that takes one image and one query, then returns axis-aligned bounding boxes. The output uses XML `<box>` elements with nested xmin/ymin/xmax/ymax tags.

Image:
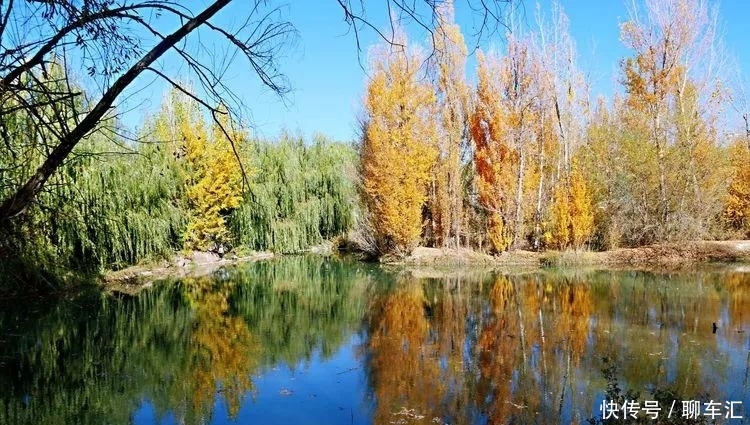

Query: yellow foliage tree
<box><xmin>151</xmin><ymin>90</ymin><xmax>245</xmax><ymax>252</ymax></box>
<box><xmin>548</xmin><ymin>162</ymin><xmax>594</xmax><ymax>250</ymax></box>
<box><xmin>724</xmin><ymin>141</ymin><xmax>750</xmax><ymax>236</ymax></box>
<box><xmin>361</xmin><ymin>42</ymin><xmax>438</xmax><ymax>255</ymax></box>
<box><xmin>183</xmin><ymin>108</ymin><xmax>245</xmax><ymax>252</ymax></box>
<box><xmin>470</xmin><ymin>52</ymin><xmax>515</xmax><ymax>253</ymax></box>
<box><xmin>568</xmin><ymin>164</ymin><xmax>595</xmax><ymax>248</ymax></box>
<box><xmin>549</xmin><ymin>182</ymin><xmax>571</xmax><ymax>249</ymax></box>
<box><xmin>618</xmin><ymin>0</ymin><xmax>726</xmax><ymax>242</ymax></box>
<box><xmin>429</xmin><ymin>1</ymin><xmax>471</xmax><ymax>248</ymax></box>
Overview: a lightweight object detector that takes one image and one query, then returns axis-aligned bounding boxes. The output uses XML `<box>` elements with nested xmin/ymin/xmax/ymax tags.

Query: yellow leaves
<box><xmin>361</xmin><ymin>44</ymin><xmax>438</xmax><ymax>255</ymax></box>
<box><xmin>470</xmin><ymin>51</ymin><xmax>519</xmax><ymax>253</ymax></box>
<box><xmin>182</xmin><ymin>107</ymin><xmax>245</xmax><ymax>252</ymax></box>
<box><xmin>487</xmin><ymin>213</ymin><xmax>512</xmax><ymax>253</ymax></box>
<box><xmin>723</xmin><ymin>142</ymin><xmax>750</xmax><ymax>236</ymax></box>
<box><xmin>428</xmin><ymin>4</ymin><xmax>470</xmax><ymax>247</ymax></box>
<box><xmin>151</xmin><ymin>89</ymin><xmax>246</xmax><ymax>252</ymax></box>
<box><xmin>547</xmin><ymin>163</ymin><xmax>594</xmax><ymax>250</ymax></box>
<box><xmin>568</xmin><ymin>165</ymin><xmax>595</xmax><ymax>248</ymax></box>
<box><xmin>550</xmin><ymin>182</ymin><xmax>571</xmax><ymax>249</ymax></box>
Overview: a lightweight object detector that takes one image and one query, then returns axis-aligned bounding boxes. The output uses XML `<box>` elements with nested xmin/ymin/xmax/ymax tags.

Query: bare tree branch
<box><xmin>0</xmin><ymin>0</ymin><xmax>234</xmax><ymax>219</ymax></box>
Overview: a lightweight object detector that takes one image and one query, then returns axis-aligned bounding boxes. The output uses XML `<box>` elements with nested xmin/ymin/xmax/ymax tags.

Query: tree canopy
<box><xmin>0</xmin><ymin>0</ymin><xmax>518</xmax><ymax>223</ymax></box>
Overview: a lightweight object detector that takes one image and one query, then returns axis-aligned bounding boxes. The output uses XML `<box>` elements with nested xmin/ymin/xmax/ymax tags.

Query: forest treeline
<box><xmin>0</xmin><ymin>84</ymin><xmax>356</xmax><ymax>277</ymax></box>
<box><xmin>2</xmin><ymin>0</ymin><xmax>750</xmax><ymax>280</ymax></box>
<box><xmin>360</xmin><ymin>0</ymin><xmax>750</xmax><ymax>255</ymax></box>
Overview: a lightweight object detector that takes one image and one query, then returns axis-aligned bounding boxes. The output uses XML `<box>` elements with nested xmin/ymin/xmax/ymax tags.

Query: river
<box><xmin>1</xmin><ymin>256</ymin><xmax>749</xmax><ymax>424</ymax></box>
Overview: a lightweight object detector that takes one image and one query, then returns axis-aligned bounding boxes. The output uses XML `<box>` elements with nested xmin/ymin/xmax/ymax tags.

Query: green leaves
<box><xmin>230</xmin><ymin>134</ymin><xmax>356</xmax><ymax>254</ymax></box>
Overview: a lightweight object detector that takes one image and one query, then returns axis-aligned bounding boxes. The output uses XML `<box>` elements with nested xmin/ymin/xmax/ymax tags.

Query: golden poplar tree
<box><xmin>619</xmin><ymin>0</ymin><xmax>726</xmax><ymax>242</ymax></box>
<box><xmin>548</xmin><ymin>162</ymin><xmax>594</xmax><ymax>250</ymax></box>
<box><xmin>429</xmin><ymin>1</ymin><xmax>471</xmax><ymax>248</ymax></box>
<box><xmin>568</xmin><ymin>163</ymin><xmax>595</xmax><ymax>249</ymax></box>
<box><xmin>470</xmin><ymin>52</ymin><xmax>515</xmax><ymax>253</ymax></box>
<box><xmin>501</xmin><ymin>36</ymin><xmax>540</xmax><ymax>248</ymax></box>
<box><xmin>549</xmin><ymin>182</ymin><xmax>571</xmax><ymax>249</ymax></box>
<box><xmin>724</xmin><ymin>141</ymin><xmax>750</xmax><ymax>236</ymax></box>
<box><xmin>152</xmin><ymin>89</ymin><xmax>245</xmax><ymax>252</ymax></box>
<box><xmin>361</xmin><ymin>42</ymin><xmax>438</xmax><ymax>255</ymax></box>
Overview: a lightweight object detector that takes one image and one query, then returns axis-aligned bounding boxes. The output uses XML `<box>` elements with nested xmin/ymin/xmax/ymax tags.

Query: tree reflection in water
<box><xmin>181</xmin><ymin>275</ymin><xmax>259</xmax><ymax>419</ymax></box>
<box><xmin>1</xmin><ymin>261</ymin><xmax>749</xmax><ymax>425</ymax></box>
<box><xmin>363</xmin><ymin>270</ymin><xmax>750</xmax><ymax>425</ymax></box>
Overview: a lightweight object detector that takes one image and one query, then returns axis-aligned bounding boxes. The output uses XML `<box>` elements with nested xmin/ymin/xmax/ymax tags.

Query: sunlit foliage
<box><xmin>183</xmin><ymin>109</ymin><xmax>245</xmax><ymax>252</ymax></box>
<box><xmin>150</xmin><ymin>91</ymin><xmax>246</xmax><ymax>252</ymax></box>
<box><xmin>427</xmin><ymin>1</ymin><xmax>472</xmax><ymax>248</ymax></box>
<box><xmin>612</xmin><ymin>0</ymin><xmax>729</xmax><ymax>244</ymax></box>
<box><xmin>361</xmin><ymin>40</ymin><xmax>438</xmax><ymax>255</ymax></box>
<box><xmin>2</xmin><ymin>77</ymin><xmax>357</xmax><ymax>277</ymax></box>
<box><xmin>470</xmin><ymin>52</ymin><xmax>515</xmax><ymax>253</ymax></box>
<box><xmin>0</xmin><ymin>68</ymin><xmax>186</xmax><ymax>272</ymax></box>
<box><xmin>548</xmin><ymin>162</ymin><xmax>595</xmax><ymax>249</ymax></box>
<box><xmin>723</xmin><ymin>141</ymin><xmax>750</xmax><ymax>236</ymax></box>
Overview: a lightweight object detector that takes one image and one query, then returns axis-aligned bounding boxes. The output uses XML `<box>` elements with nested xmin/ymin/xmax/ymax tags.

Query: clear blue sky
<box><xmin>124</xmin><ymin>0</ymin><xmax>750</xmax><ymax>143</ymax></box>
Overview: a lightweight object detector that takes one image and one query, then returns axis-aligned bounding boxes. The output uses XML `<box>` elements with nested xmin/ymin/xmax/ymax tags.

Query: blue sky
<box><xmin>122</xmin><ymin>0</ymin><xmax>750</xmax><ymax>143</ymax></box>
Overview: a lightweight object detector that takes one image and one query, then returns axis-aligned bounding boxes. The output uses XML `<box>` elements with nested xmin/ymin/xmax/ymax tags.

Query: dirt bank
<box><xmin>398</xmin><ymin>240</ymin><xmax>750</xmax><ymax>269</ymax></box>
<box><xmin>600</xmin><ymin>240</ymin><xmax>750</xmax><ymax>267</ymax></box>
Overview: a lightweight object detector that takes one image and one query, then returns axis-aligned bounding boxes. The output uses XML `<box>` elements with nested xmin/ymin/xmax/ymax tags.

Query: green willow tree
<box><xmin>0</xmin><ymin>64</ymin><xmax>186</xmax><ymax>272</ymax></box>
<box><xmin>230</xmin><ymin>134</ymin><xmax>356</xmax><ymax>254</ymax></box>
<box><xmin>0</xmin><ymin>0</ymin><xmax>295</xmax><ymax>222</ymax></box>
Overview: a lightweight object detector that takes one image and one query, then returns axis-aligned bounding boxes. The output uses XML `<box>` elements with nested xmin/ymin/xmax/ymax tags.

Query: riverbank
<box><xmin>103</xmin><ymin>251</ymin><xmax>274</xmax><ymax>295</ymax></box>
<box><xmin>102</xmin><ymin>240</ymin><xmax>750</xmax><ymax>293</ymax></box>
<box><xmin>394</xmin><ymin>240</ymin><xmax>750</xmax><ymax>269</ymax></box>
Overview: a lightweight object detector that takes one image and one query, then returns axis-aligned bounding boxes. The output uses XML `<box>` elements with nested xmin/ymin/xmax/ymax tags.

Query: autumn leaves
<box><xmin>361</xmin><ymin>43</ymin><xmax>438</xmax><ymax>255</ymax></box>
<box><xmin>360</xmin><ymin>0</ymin><xmax>750</xmax><ymax>257</ymax></box>
<box><xmin>150</xmin><ymin>91</ymin><xmax>244</xmax><ymax>252</ymax></box>
<box><xmin>360</xmin><ymin>2</ymin><xmax>594</xmax><ymax>256</ymax></box>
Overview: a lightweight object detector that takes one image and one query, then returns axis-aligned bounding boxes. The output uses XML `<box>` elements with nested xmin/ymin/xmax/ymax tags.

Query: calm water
<box><xmin>1</xmin><ymin>257</ymin><xmax>750</xmax><ymax>424</ymax></box>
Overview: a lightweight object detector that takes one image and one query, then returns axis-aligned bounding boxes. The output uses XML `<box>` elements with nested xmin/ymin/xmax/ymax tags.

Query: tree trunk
<box><xmin>513</xmin><ymin>138</ymin><xmax>526</xmax><ymax>247</ymax></box>
<box><xmin>534</xmin><ymin>113</ymin><xmax>548</xmax><ymax>250</ymax></box>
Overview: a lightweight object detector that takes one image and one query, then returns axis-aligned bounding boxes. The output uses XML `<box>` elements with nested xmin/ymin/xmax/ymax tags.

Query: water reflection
<box><xmin>0</xmin><ymin>256</ymin><xmax>370</xmax><ymax>425</ymax></box>
<box><xmin>363</xmin><ymin>269</ymin><xmax>750</xmax><ymax>424</ymax></box>
<box><xmin>1</xmin><ymin>259</ymin><xmax>749</xmax><ymax>425</ymax></box>
<box><xmin>182</xmin><ymin>275</ymin><xmax>258</xmax><ymax>419</ymax></box>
